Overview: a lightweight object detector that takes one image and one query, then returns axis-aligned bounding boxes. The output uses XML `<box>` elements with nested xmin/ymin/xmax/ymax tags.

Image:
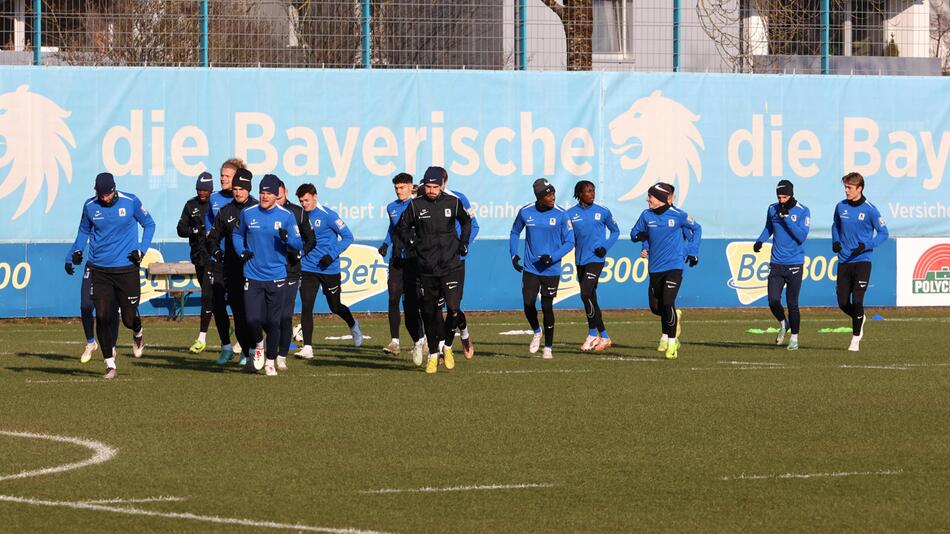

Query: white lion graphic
<box><xmin>0</xmin><ymin>85</ymin><xmax>76</xmax><ymax>220</ymax></box>
<box><xmin>608</xmin><ymin>90</ymin><xmax>704</xmax><ymax>205</ymax></box>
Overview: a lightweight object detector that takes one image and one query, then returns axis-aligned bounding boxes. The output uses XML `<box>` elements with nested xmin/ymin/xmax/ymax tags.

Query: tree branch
<box><xmin>539</xmin><ymin>0</ymin><xmax>564</xmax><ymax>20</ymax></box>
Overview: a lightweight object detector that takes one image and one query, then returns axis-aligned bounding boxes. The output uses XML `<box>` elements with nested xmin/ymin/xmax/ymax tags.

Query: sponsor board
<box><xmin>896</xmin><ymin>238</ymin><xmax>950</xmax><ymax>306</ymax></box>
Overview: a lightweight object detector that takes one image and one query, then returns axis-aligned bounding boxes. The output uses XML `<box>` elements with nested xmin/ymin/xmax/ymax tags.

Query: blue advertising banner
<box><xmin>0</xmin><ymin>239</ymin><xmax>896</xmax><ymax>318</ymax></box>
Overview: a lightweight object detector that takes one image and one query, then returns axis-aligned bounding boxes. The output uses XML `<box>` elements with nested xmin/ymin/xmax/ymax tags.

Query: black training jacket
<box><xmin>394</xmin><ymin>192</ymin><xmax>472</xmax><ymax>277</ymax></box>
<box><xmin>176</xmin><ymin>196</ymin><xmax>211</xmax><ymax>266</ymax></box>
<box><xmin>208</xmin><ymin>196</ymin><xmax>259</xmax><ymax>273</ymax></box>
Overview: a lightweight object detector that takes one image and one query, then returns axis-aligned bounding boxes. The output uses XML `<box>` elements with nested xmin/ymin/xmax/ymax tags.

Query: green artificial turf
<box><xmin>1</xmin><ymin>308</ymin><xmax>949</xmax><ymax>533</ymax></box>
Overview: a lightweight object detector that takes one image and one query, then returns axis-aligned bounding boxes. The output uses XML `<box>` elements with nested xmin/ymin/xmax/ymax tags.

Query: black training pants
<box><xmin>419</xmin><ymin>269</ymin><xmax>464</xmax><ymax>355</ymax></box>
<box><xmin>522</xmin><ymin>271</ymin><xmax>559</xmax><ymax>348</ymax></box>
<box><xmin>91</xmin><ymin>268</ymin><xmax>142</xmax><ymax>360</ymax></box>
<box><xmin>767</xmin><ymin>263</ymin><xmax>804</xmax><ymax>335</ymax></box>
<box><xmin>648</xmin><ymin>269</ymin><xmax>682</xmax><ymax>338</ymax></box>
<box><xmin>837</xmin><ymin>261</ymin><xmax>872</xmax><ymax>336</ymax></box>
<box><xmin>299</xmin><ymin>272</ymin><xmax>356</xmax><ymax>346</ymax></box>
<box><xmin>577</xmin><ymin>262</ymin><xmax>605</xmax><ymax>333</ymax></box>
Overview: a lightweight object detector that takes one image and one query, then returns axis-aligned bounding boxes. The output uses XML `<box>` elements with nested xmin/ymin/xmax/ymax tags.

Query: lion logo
<box><xmin>608</xmin><ymin>90</ymin><xmax>704</xmax><ymax>205</ymax></box>
<box><xmin>0</xmin><ymin>85</ymin><xmax>76</xmax><ymax>220</ymax></box>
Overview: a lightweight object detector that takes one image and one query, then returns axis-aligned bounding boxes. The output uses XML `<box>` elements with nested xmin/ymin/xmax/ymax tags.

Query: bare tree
<box><xmin>933</xmin><ymin>0</ymin><xmax>950</xmax><ymax>74</ymax></box>
<box><xmin>539</xmin><ymin>0</ymin><xmax>593</xmax><ymax>71</ymax></box>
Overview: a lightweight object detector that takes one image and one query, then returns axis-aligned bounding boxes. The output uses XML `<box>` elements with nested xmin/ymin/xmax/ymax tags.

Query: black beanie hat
<box><xmin>195</xmin><ymin>172</ymin><xmax>213</xmax><ymax>192</ymax></box>
<box><xmin>232</xmin><ymin>168</ymin><xmax>253</xmax><ymax>190</ymax></box>
<box><xmin>776</xmin><ymin>179</ymin><xmax>794</xmax><ymax>197</ymax></box>
<box><xmin>260</xmin><ymin>174</ymin><xmax>281</xmax><ymax>195</ymax></box>
<box><xmin>421</xmin><ymin>166</ymin><xmax>443</xmax><ymax>185</ymax></box>
<box><xmin>94</xmin><ymin>172</ymin><xmax>116</xmax><ymax>195</ymax></box>
<box><xmin>647</xmin><ymin>182</ymin><xmax>672</xmax><ymax>203</ymax></box>
<box><xmin>533</xmin><ymin>178</ymin><xmax>555</xmax><ymax>199</ymax></box>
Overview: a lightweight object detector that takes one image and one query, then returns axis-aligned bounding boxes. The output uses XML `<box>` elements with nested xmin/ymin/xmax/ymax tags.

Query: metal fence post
<box><xmin>820</xmin><ymin>0</ymin><xmax>829</xmax><ymax>74</ymax></box>
<box><xmin>33</xmin><ymin>0</ymin><xmax>41</xmax><ymax>65</ymax></box>
<box><xmin>200</xmin><ymin>0</ymin><xmax>209</xmax><ymax>67</ymax></box>
<box><xmin>362</xmin><ymin>0</ymin><xmax>371</xmax><ymax>68</ymax></box>
<box><xmin>518</xmin><ymin>0</ymin><xmax>527</xmax><ymax>71</ymax></box>
<box><xmin>672</xmin><ymin>0</ymin><xmax>680</xmax><ymax>72</ymax></box>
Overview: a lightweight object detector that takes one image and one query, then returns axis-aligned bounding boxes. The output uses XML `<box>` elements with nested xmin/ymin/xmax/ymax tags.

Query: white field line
<box><xmin>0</xmin><ymin>431</ymin><xmax>117</xmax><ymax>482</ymax></box>
<box><xmin>719</xmin><ymin>361</ymin><xmax>786</xmax><ymax>367</ymax></box>
<box><xmin>720</xmin><ymin>469</ymin><xmax>903</xmax><ymax>481</ymax></box>
<box><xmin>597</xmin><ymin>357</ymin><xmax>666</xmax><ymax>362</ymax></box>
<box><xmin>498</xmin><ymin>330</ymin><xmax>537</xmax><ymax>336</ymax></box>
<box><xmin>323</xmin><ymin>335</ymin><xmax>372</xmax><ymax>341</ymax></box>
<box><xmin>304</xmin><ymin>373</ymin><xmax>376</xmax><ymax>378</ymax></box>
<box><xmin>476</xmin><ymin>369</ymin><xmax>592</xmax><ymax>375</ymax></box>
<box><xmin>79</xmin><ymin>496</ymin><xmax>187</xmax><ymax>504</ymax></box>
<box><xmin>689</xmin><ymin>367</ymin><xmax>799</xmax><ymax>371</ymax></box>
<box><xmin>0</xmin><ymin>495</ymin><xmax>389</xmax><ymax>534</ymax></box>
<box><xmin>26</xmin><ymin>378</ymin><xmax>153</xmax><ymax>384</ymax></box>
<box><xmin>360</xmin><ymin>483</ymin><xmax>555</xmax><ymax>494</ymax></box>
<box><xmin>476</xmin><ymin>317</ymin><xmax>949</xmax><ymax>327</ymax></box>
<box><xmin>839</xmin><ymin>364</ymin><xmax>909</xmax><ymax>371</ymax></box>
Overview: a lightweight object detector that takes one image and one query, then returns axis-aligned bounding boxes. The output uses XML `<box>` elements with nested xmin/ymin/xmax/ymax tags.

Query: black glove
<box><xmin>128</xmin><ymin>250</ymin><xmax>143</xmax><ymax>265</ymax></box>
<box><xmin>212</xmin><ymin>248</ymin><xmax>225</xmax><ymax>262</ymax></box>
<box><xmin>65</xmin><ymin>262</ymin><xmax>75</xmax><ymax>275</ymax></box>
<box><xmin>240</xmin><ymin>250</ymin><xmax>254</xmax><ymax>263</ymax></box>
<box><xmin>278</xmin><ymin>227</ymin><xmax>289</xmax><ymax>242</ymax></box>
<box><xmin>377</xmin><ymin>243</ymin><xmax>389</xmax><ymax>257</ymax></box>
<box><xmin>460</xmin><ymin>243</ymin><xmax>468</xmax><ymax>256</ymax></box>
<box><xmin>71</xmin><ymin>250</ymin><xmax>83</xmax><ymax>265</ymax></box>
<box><xmin>851</xmin><ymin>242</ymin><xmax>866</xmax><ymax>255</ymax></box>
<box><xmin>512</xmin><ymin>256</ymin><xmax>523</xmax><ymax>273</ymax></box>
<box><xmin>686</xmin><ymin>255</ymin><xmax>699</xmax><ymax>267</ymax></box>
<box><xmin>753</xmin><ymin>241</ymin><xmax>763</xmax><ymax>253</ymax></box>
<box><xmin>777</xmin><ymin>204</ymin><xmax>789</xmax><ymax>218</ymax></box>
<box><xmin>539</xmin><ymin>255</ymin><xmax>553</xmax><ymax>267</ymax></box>
<box><xmin>594</xmin><ymin>247</ymin><xmax>607</xmax><ymax>258</ymax></box>
<box><xmin>632</xmin><ymin>231</ymin><xmax>649</xmax><ymax>243</ymax></box>
<box><xmin>319</xmin><ymin>255</ymin><xmax>333</xmax><ymax>269</ymax></box>
<box><xmin>832</xmin><ymin>242</ymin><xmax>842</xmax><ymax>254</ymax></box>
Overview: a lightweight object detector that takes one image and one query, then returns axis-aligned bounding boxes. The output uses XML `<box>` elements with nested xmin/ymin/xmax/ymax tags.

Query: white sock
<box><xmin>780</xmin><ymin>320</ymin><xmax>786</xmax><ymax>330</ymax></box>
<box><xmin>303</xmin><ymin>345</ymin><xmax>312</xmax><ymax>350</ymax></box>
<box><xmin>256</xmin><ymin>341</ymin><xmax>264</xmax><ymax>349</ymax></box>
<box><xmin>198</xmin><ymin>332</ymin><xmax>207</xmax><ymax>343</ymax></box>
<box><xmin>105</xmin><ymin>357</ymin><xmax>116</xmax><ymax>369</ymax></box>
<box><xmin>460</xmin><ymin>328</ymin><xmax>470</xmax><ymax>340</ymax></box>
<box><xmin>439</xmin><ymin>340</ymin><xmax>445</xmax><ymax>351</ymax></box>
<box><xmin>429</xmin><ymin>353</ymin><xmax>439</xmax><ymax>360</ymax></box>
<box><xmin>669</xmin><ymin>337</ymin><xmax>677</xmax><ymax>344</ymax></box>
<box><xmin>790</xmin><ymin>334</ymin><xmax>798</xmax><ymax>342</ymax></box>
<box><xmin>223</xmin><ymin>344</ymin><xmax>232</xmax><ymax>351</ymax></box>
<box><xmin>661</xmin><ymin>334</ymin><xmax>669</xmax><ymax>341</ymax></box>
<box><xmin>391</xmin><ymin>338</ymin><xmax>400</xmax><ymax>344</ymax></box>
<box><xmin>134</xmin><ymin>328</ymin><xmax>143</xmax><ymax>338</ymax></box>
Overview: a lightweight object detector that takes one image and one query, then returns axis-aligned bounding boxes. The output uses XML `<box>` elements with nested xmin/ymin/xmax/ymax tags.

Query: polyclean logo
<box><xmin>608</xmin><ymin>90</ymin><xmax>704</xmax><ymax>205</ymax></box>
<box><xmin>911</xmin><ymin>244</ymin><xmax>950</xmax><ymax>294</ymax></box>
<box><xmin>726</xmin><ymin>242</ymin><xmax>839</xmax><ymax>304</ymax></box>
<box><xmin>339</xmin><ymin>244</ymin><xmax>388</xmax><ymax>306</ymax></box>
<box><xmin>0</xmin><ymin>85</ymin><xmax>76</xmax><ymax>220</ymax></box>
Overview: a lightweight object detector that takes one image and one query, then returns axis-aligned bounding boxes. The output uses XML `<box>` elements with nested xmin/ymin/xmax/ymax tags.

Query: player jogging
<box><xmin>275</xmin><ymin>181</ymin><xmax>316</xmax><ymax>370</ymax></box>
<box><xmin>233</xmin><ymin>174</ymin><xmax>302</xmax><ymax>375</ymax></box>
<box><xmin>208</xmin><ymin>169</ymin><xmax>258</xmax><ymax>366</ymax></box>
<box><xmin>567</xmin><ymin>180</ymin><xmax>620</xmax><ymax>351</ymax></box>
<box><xmin>393</xmin><ymin>167</ymin><xmax>472</xmax><ymax>374</ymax></box>
<box><xmin>378</xmin><ymin>172</ymin><xmax>426</xmax><ymax>364</ymax></box>
<box><xmin>66</xmin><ymin>172</ymin><xmax>155</xmax><ymax>379</ymax></box>
<box><xmin>439</xmin><ymin>167</ymin><xmax>479</xmax><ymax>359</ymax></box>
<box><xmin>176</xmin><ymin>172</ymin><xmax>219</xmax><ymax>355</ymax></box>
<box><xmin>630</xmin><ymin>183</ymin><xmax>701</xmax><ymax>360</ymax></box>
<box><xmin>509</xmin><ymin>179</ymin><xmax>574</xmax><ymax>360</ymax></box>
<box><xmin>294</xmin><ymin>183</ymin><xmax>361</xmax><ymax>359</ymax></box>
<box><xmin>753</xmin><ymin>179</ymin><xmax>811</xmax><ymax>350</ymax></box>
<box><xmin>832</xmin><ymin>172</ymin><xmax>889</xmax><ymax>352</ymax></box>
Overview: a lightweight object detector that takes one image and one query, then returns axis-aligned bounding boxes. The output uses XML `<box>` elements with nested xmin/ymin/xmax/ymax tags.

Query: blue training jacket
<box><xmin>567</xmin><ymin>202</ymin><xmax>620</xmax><ymax>266</ymax></box>
<box><xmin>444</xmin><ymin>188</ymin><xmax>479</xmax><ymax>260</ymax></box>
<box><xmin>756</xmin><ymin>201</ymin><xmax>811</xmax><ymax>265</ymax></box>
<box><xmin>204</xmin><ymin>189</ymin><xmax>231</xmax><ymax>229</ymax></box>
<box><xmin>831</xmin><ymin>197</ymin><xmax>889</xmax><ymax>264</ymax></box>
<box><xmin>302</xmin><ymin>203</ymin><xmax>354</xmax><ymax>275</ymax></box>
<box><xmin>509</xmin><ymin>202</ymin><xmax>574</xmax><ymax>277</ymax></box>
<box><xmin>382</xmin><ymin>198</ymin><xmax>411</xmax><ymax>258</ymax></box>
<box><xmin>630</xmin><ymin>205</ymin><xmax>702</xmax><ymax>273</ymax></box>
<box><xmin>234</xmin><ymin>204</ymin><xmax>302</xmax><ymax>281</ymax></box>
<box><xmin>67</xmin><ymin>191</ymin><xmax>156</xmax><ymax>269</ymax></box>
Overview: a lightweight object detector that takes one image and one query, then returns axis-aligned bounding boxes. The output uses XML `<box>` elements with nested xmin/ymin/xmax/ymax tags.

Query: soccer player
<box><xmin>567</xmin><ymin>180</ymin><xmax>620</xmax><ymax>351</ymax></box>
<box><xmin>295</xmin><ymin>183</ymin><xmax>361</xmax><ymax>359</ymax></box>
<box><xmin>440</xmin><ymin>167</ymin><xmax>479</xmax><ymax>359</ymax></box>
<box><xmin>753</xmin><ymin>179</ymin><xmax>811</xmax><ymax>350</ymax></box>
<box><xmin>275</xmin><ymin>181</ymin><xmax>316</xmax><ymax>370</ymax></box>
<box><xmin>233</xmin><ymin>174</ymin><xmax>302</xmax><ymax>375</ymax></box>
<box><xmin>205</xmin><ymin>158</ymin><xmax>245</xmax><ymax>361</ymax></box>
<box><xmin>630</xmin><ymin>183</ymin><xmax>701</xmax><ymax>360</ymax></box>
<box><xmin>832</xmin><ymin>172</ymin><xmax>889</xmax><ymax>352</ymax></box>
<box><xmin>65</xmin><ymin>240</ymin><xmax>119</xmax><ymax>363</ymax></box>
<box><xmin>66</xmin><ymin>172</ymin><xmax>155</xmax><ymax>379</ymax></box>
<box><xmin>176</xmin><ymin>172</ymin><xmax>218</xmax><ymax>355</ymax></box>
<box><xmin>378</xmin><ymin>172</ymin><xmax>426</xmax><ymax>364</ymax></box>
<box><xmin>208</xmin><ymin>168</ymin><xmax>258</xmax><ymax>366</ymax></box>
<box><xmin>509</xmin><ymin>179</ymin><xmax>574</xmax><ymax>360</ymax></box>
<box><xmin>393</xmin><ymin>167</ymin><xmax>472</xmax><ymax>374</ymax></box>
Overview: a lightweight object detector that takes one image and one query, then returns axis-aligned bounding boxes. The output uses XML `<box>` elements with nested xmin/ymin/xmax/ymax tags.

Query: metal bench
<box><xmin>146</xmin><ymin>262</ymin><xmax>198</xmax><ymax>320</ymax></box>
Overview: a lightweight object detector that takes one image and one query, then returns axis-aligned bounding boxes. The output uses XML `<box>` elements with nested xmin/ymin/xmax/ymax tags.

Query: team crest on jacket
<box><xmin>608</xmin><ymin>90</ymin><xmax>703</xmax><ymax>206</ymax></box>
<box><xmin>0</xmin><ymin>86</ymin><xmax>76</xmax><ymax>220</ymax></box>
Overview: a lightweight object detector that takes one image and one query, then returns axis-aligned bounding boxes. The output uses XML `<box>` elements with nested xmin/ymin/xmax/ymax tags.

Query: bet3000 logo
<box><xmin>725</xmin><ymin>242</ymin><xmax>838</xmax><ymax>304</ymax></box>
<box><xmin>339</xmin><ymin>244</ymin><xmax>388</xmax><ymax>306</ymax></box>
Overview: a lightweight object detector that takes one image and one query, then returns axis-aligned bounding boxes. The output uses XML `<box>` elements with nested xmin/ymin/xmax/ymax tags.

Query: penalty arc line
<box><xmin>0</xmin><ymin>431</ymin><xmax>117</xmax><ymax>482</ymax></box>
<box><xmin>720</xmin><ymin>469</ymin><xmax>904</xmax><ymax>481</ymax></box>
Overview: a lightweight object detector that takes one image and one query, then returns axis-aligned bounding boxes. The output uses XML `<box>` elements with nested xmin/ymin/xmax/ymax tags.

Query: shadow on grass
<box><xmin>6</xmin><ymin>364</ymin><xmax>101</xmax><ymax>377</ymax></box>
<box><xmin>15</xmin><ymin>351</ymin><xmax>75</xmax><ymax>362</ymax></box>
<box><xmin>303</xmin><ymin>354</ymin><xmax>413</xmax><ymax>372</ymax></box>
<box><xmin>689</xmin><ymin>340</ymin><xmax>838</xmax><ymax>352</ymax></box>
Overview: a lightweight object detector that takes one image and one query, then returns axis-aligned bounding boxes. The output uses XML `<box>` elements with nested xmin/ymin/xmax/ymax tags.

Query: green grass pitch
<box><xmin>2</xmin><ymin>307</ymin><xmax>949</xmax><ymax>533</ymax></box>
